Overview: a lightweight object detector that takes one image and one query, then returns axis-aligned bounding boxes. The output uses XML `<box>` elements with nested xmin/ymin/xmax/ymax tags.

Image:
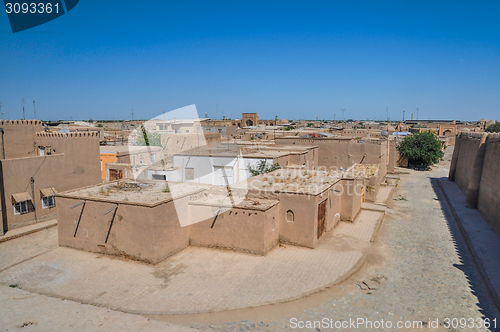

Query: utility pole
<box><xmin>415</xmin><ymin>108</ymin><xmax>419</xmax><ymax>121</ymax></box>
<box><xmin>22</xmin><ymin>98</ymin><xmax>25</xmax><ymax>120</ymax></box>
<box><xmin>386</xmin><ymin>107</ymin><xmax>388</xmax><ymax>122</ymax></box>
<box><xmin>334</xmin><ymin>113</ymin><xmax>336</xmax><ymax>122</ymax></box>
<box><xmin>30</xmin><ymin>177</ymin><xmax>37</xmax><ymax>223</ymax></box>
<box><xmin>131</xmin><ymin>109</ymin><xmax>134</xmax><ymax>121</ymax></box>
<box><xmin>403</xmin><ymin>110</ymin><xmax>405</xmax><ymax>122</ymax></box>
<box><xmin>33</xmin><ymin>101</ymin><xmax>36</xmax><ymax>119</ymax></box>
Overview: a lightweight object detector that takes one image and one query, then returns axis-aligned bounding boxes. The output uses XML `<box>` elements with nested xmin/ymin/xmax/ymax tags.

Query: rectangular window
<box><xmin>42</xmin><ymin>196</ymin><xmax>55</xmax><ymax>209</ymax></box>
<box><xmin>14</xmin><ymin>201</ymin><xmax>29</xmax><ymax>215</ymax></box>
<box><xmin>150</xmin><ymin>154</ymin><xmax>156</xmax><ymax>164</ymax></box>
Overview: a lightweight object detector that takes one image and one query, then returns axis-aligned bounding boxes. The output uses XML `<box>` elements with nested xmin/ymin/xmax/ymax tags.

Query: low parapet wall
<box><xmin>449</xmin><ymin>132</ymin><xmax>500</xmax><ymax>235</ymax></box>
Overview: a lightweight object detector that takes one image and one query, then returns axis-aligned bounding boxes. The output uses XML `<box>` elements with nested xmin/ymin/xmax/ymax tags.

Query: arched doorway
<box><xmin>246</xmin><ymin>119</ymin><xmax>254</xmax><ymax>126</ymax></box>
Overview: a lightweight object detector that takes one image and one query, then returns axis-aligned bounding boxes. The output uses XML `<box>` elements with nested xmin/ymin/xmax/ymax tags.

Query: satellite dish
<box><xmin>381</xmin><ymin>130</ymin><xmax>389</xmax><ymax>138</ymax></box>
<box><xmin>60</xmin><ymin>128</ymin><xmax>70</xmax><ymax>133</ymax></box>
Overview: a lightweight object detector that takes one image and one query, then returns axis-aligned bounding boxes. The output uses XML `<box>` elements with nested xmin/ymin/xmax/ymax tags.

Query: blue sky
<box><xmin>1</xmin><ymin>1</ymin><xmax>499</xmax><ymax>121</ymax></box>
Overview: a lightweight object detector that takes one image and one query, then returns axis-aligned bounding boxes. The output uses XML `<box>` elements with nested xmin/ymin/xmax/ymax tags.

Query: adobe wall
<box><xmin>57</xmin><ymin>196</ymin><xmax>189</xmax><ymax>264</ymax></box>
<box><xmin>0</xmin><ymin>120</ymin><xmax>43</xmax><ymax>159</ymax></box>
<box><xmin>36</xmin><ymin>132</ymin><xmax>101</xmax><ymax>187</ymax></box>
<box><xmin>449</xmin><ymin>132</ymin><xmax>500</xmax><ymax>236</ymax></box>
<box><xmin>0</xmin><ymin>154</ymin><xmax>64</xmax><ymax>229</ymax></box>
<box><xmin>277</xmin><ymin>187</ymin><xmax>338</xmax><ymax>249</ymax></box>
<box><xmin>388</xmin><ymin>140</ymin><xmax>397</xmax><ymax>173</ymax></box>
<box><xmin>451</xmin><ymin>132</ymin><xmax>484</xmax><ymax>193</ymax></box>
<box><xmin>339</xmin><ymin>178</ymin><xmax>362</xmax><ymax>221</ymax></box>
<box><xmin>188</xmin><ymin>204</ymin><xmax>280</xmax><ymax>255</ymax></box>
<box><xmin>476</xmin><ymin>134</ymin><xmax>500</xmax><ymax>234</ymax></box>
<box><xmin>275</xmin><ymin>137</ymin><xmax>387</xmax><ymax>178</ymax></box>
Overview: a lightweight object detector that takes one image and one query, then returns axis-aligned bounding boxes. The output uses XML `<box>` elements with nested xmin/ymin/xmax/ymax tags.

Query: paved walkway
<box><xmin>0</xmin><ymin>234</ymin><xmax>364</xmax><ymax>314</ymax></box>
<box><xmin>0</xmin><ymin>219</ymin><xmax>57</xmax><ymax>244</ymax></box>
<box><xmin>375</xmin><ymin>185</ymin><xmax>394</xmax><ymax>205</ymax></box>
<box><xmin>0</xmin><ymin>228</ymin><xmax>58</xmax><ymax>272</ymax></box>
<box><xmin>0</xmin><ymin>285</ymin><xmax>196</xmax><ymax>332</ymax></box>
<box><xmin>439</xmin><ymin>178</ymin><xmax>500</xmax><ymax>312</ymax></box>
<box><xmin>333</xmin><ymin>209</ymin><xmax>384</xmax><ymax>242</ymax></box>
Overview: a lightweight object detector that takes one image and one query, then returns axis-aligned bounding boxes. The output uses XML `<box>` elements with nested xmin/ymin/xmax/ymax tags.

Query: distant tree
<box><xmin>485</xmin><ymin>121</ymin><xmax>500</xmax><ymax>133</ymax></box>
<box><xmin>135</xmin><ymin>126</ymin><xmax>161</xmax><ymax>146</ymax></box>
<box><xmin>284</xmin><ymin>126</ymin><xmax>295</xmax><ymax>131</ymax></box>
<box><xmin>248</xmin><ymin>160</ymin><xmax>281</xmax><ymax>176</ymax></box>
<box><xmin>307</xmin><ymin>123</ymin><xmax>314</xmax><ymax>127</ymax></box>
<box><xmin>397</xmin><ymin>131</ymin><xmax>444</xmax><ymax>166</ymax></box>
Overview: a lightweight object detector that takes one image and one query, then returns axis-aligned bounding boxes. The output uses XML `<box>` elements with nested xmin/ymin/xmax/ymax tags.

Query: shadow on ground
<box><xmin>431</xmin><ymin>176</ymin><xmax>500</xmax><ymax>331</ymax></box>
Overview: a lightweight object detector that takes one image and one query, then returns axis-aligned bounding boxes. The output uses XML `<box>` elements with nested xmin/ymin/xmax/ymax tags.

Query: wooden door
<box><xmin>109</xmin><ymin>169</ymin><xmax>123</xmax><ymax>181</ymax></box>
<box><xmin>317</xmin><ymin>199</ymin><xmax>327</xmax><ymax>239</ymax></box>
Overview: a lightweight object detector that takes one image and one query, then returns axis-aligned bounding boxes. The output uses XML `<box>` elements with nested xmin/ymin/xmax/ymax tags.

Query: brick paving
<box><xmin>0</xmin><ymin>228</ymin><xmax>57</xmax><ymax>272</ymax></box>
<box><xmin>0</xmin><ymin>237</ymin><xmax>364</xmax><ymax>314</ymax></box>
<box><xmin>333</xmin><ymin>209</ymin><xmax>384</xmax><ymax>242</ymax></box>
<box><xmin>375</xmin><ymin>185</ymin><xmax>394</xmax><ymax>205</ymax></box>
<box><xmin>0</xmin><ymin>219</ymin><xmax>57</xmax><ymax>244</ymax></box>
<box><xmin>0</xmin><ymin>285</ymin><xmax>197</xmax><ymax>332</ymax></box>
<box><xmin>439</xmin><ymin>178</ymin><xmax>500</xmax><ymax>312</ymax></box>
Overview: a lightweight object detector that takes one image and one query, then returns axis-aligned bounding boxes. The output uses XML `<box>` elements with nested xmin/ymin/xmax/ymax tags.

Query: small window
<box><xmin>286</xmin><ymin>210</ymin><xmax>294</xmax><ymax>222</ymax></box>
<box><xmin>186</xmin><ymin>130</ymin><xmax>190</xmax><ymax>133</ymax></box>
<box><xmin>150</xmin><ymin>154</ymin><xmax>156</xmax><ymax>164</ymax></box>
<box><xmin>42</xmin><ymin>196</ymin><xmax>55</xmax><ymax>209</ymax></box>
<box><xmin>39</xmin><ymin>147</ymin><xmax>45</xmax><ymax>156</ymax></box>
<box><xmin>46</xmin><ymin>146</ymin><xmax>52</xmax><ymax>155</ymax></box>
<box><xmin>14</xmin><ymin>201</ymin><xmax>29</xmax><ymax>215</ymax></box>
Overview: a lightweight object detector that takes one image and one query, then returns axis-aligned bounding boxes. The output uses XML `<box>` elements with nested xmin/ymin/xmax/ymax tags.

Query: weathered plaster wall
<box><xmin>339</xmin><ymin>179</ymin><xmax>362</xmax><ymax>221</ymax></box>
<box><xmin>57</xmin><ymin>196</ymin><xmax>189</xmax><ymax>264</ymax></box>
<box><xmin>189</xmin><ymin>204</ymin><xmax>279</xmax><ymax>255</ymax></box>
<box><xmin>0</xmin><ymin>120</ymin><xmax>43</xmax><ymax>159</ymax></box>
<box><xmin>449</xmin><ymin>132</ymin><xmax>500</xmax><ymax>236</ymax></box>
<box><xmin>476</xmin><ymin>134</ymin><xmax>500</xmax><ymax>234</ymax></box>
<box><xmin>452</xmin><ymin>133</ymin><xmax>484</xmax><ymax>193</ymax></box>
<box><xmin>275</xmin><ymin>137</ymin><xmax>388</xmax><ymax>178</ymax></box>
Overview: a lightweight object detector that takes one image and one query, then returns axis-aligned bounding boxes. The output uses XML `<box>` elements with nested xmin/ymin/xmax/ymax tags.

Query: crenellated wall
<box><xmin>0</xmin><ymin>120</ymin><xmax>44</xmax><ymax>159</ymax></box>
<box><xmin>0</xmin><ymin>125</ymin><xmax>102</xmax><ymax>233</ymax></box>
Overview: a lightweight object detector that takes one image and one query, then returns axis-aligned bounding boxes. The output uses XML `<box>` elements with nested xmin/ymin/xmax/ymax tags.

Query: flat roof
<box><xmin>100</xmin><ymin>145</ymin><xmax>162</xmax><ymax>154</ymax></box>
<box><xmin>57</xmin><ymin>180</ymin><xmax>207</xmax><ymax>207</ymax></box>
<box><xmin>231</xmin><ymin>167</ymin><xmax>343</xmax><ymax>196</ymax></box>
<box><xmin>174</xmin><ymin>144</ymin><xmax>315</xmax><ymax>159</ymax></box>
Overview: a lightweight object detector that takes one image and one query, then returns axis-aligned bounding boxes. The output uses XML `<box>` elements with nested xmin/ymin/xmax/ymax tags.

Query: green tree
<box><xmin>135</xmin><ymin>126</ymin><xmax>161</xmax><ymax>146</ymax></box>
<box><xmin>396</xmin><ymin>131</ymin><xmax>444</xmax><ymax>166</ymax></box>
<box><xmin>485</xmin><ymin>121</ymin><xmax>500</xmax><ymax>133</ymax></box>
<box><xmin>248</xmin><ymin>160</ymin><xmax>281</xmax><ymax>176</ymax></box>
